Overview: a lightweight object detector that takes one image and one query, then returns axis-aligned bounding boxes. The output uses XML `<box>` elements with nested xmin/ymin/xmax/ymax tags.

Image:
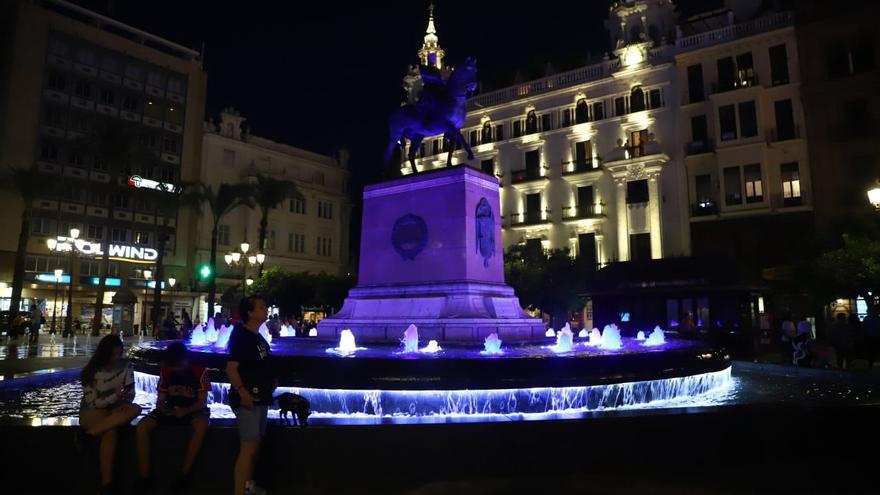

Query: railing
<box><xmin>767</xmin><ymin>125</ymin><xmax>801</xmax><ymax>142</ymax></box>
<box><xmin>562</xmin><ymin>203</ymin><xmax>606</xmax><ymax>220</ymax></box>
<box><xmin>691</xmin><ymin>201</ymin><xmax>719</xmax><ymax>217</ymax></box>
<box><xmin>510</xmin><ymin>168</ymin><xmax>548</xmax><ymax>184</ymax></box>
<box><xmin>685</xmin><ymin>139</ymin><xmax>714</xmax><ymax>156</ymax></box>
<box><xmin>561</xmin><ymin>159</ymin><xmax>602</xmax><ymax>175</ymax></box>
<box><xmin>675</xmin><ymin>11</ymin><xmax>793</xmax><ymax>52</ymax></box>
<box><xmin>509</xmin><ymin>210</ymin><xmax>552</xmax><ymax>227</ymax></box>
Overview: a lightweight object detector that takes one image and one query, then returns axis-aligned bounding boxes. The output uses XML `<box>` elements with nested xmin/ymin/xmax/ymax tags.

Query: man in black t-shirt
<box><xmin>227</xmin><ymin>295</ymin><xmax>274</xmax><ymax>495</ymax></box>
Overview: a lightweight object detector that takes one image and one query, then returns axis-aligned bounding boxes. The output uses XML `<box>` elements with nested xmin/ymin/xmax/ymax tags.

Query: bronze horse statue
<box><xmin>386</xmin><ymin>58</ymin><xmax>478</xmax><ymax>174</ymax></box>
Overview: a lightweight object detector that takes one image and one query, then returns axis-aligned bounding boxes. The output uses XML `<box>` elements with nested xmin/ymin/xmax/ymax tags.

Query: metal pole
<box><xmin>51</xmin><ymin>279</ymin><xmax>59</xmax><ymax>334</ymax></box>
<box><xmin>64</xmin><ymin>249</ymin><xmax>74</xmax><ymax>336</ymax></box>
<box><xmin>141</xmin><ymin>285</ymin><xmax>147</xmax><ymax>337</ymax></box>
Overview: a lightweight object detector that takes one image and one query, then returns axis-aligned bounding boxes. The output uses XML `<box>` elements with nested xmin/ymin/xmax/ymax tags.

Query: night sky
<box><xmin>68</xmin><ymin>0</ymin><xmax>719</xmax><ymax>190</ymax></box>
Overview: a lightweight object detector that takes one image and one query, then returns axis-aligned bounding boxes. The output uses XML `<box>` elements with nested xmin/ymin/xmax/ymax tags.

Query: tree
<box><xmin>250</xmin><ymin>173</ymin><xmax>301</xmax><ymax>276</ymax></box>
<box><xmin>812</xmin><ymin>234</ymin><xmax>880</xmax><ymax>301</ymax></box>
<box><xmin>0</xmin><ymin>167</ymin><xmax>64</xmax><ymax>316</ymax></box>
<box><xmin>504</xmin><ymin>244</ymin><xmax>589</xmax><ymax>328</ymax></box>
<box><xmin>180</xmin><ymin>182</ymin><xmax>255</xmax><ymax>318</ymax></box>
<box><xmin>250</xmin><ymin>267</ymin><xmax>355</xmax><ymax>317</ymax></box>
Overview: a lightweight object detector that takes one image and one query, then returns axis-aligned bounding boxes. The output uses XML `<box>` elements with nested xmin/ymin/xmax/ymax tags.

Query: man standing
<box><xmin>227</xmin><ymin>295</ymin><xmax>273</xmax><ymax>495</ymax></box>
<box><xmin>29</xmin><ymin>304</ymin><xmax>41</xmax><ymax>343</ymax></box>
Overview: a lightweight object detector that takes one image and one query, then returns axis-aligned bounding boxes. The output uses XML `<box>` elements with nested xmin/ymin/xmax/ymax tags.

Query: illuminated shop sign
<box><xmin>54</xmin><ymin>236</ymin><xmax>158</xmax><ymax>264</ymax></box>
<box><xmin>35</xmin><ymin>273</ymin><xmax>71</xmax><ymax>284</ymax></box>
<box><xmin>128</xmin><ymin>175</ymin><xmax>181</xmax><ymax>194</ymax></box>
<box><xmin>89</xmin><ymin>277</ymin><xmax>122</xmax><ymax>287</ymax></box>
<box><xmin>146</xmin><ymin>280</ymin><xmax>166</xmax><ymax>289</ymax></box>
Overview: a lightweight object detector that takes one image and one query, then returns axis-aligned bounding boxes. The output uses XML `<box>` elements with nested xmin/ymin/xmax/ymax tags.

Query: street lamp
<box><xmin>868</xmin><ymin>183</ymin><xmax>880</xmax><ymax>209</ymax></box>
<box><xmin>225</xmin><ymin>242</ymin><xmax>266</xmax><ymax>299</ymax></box>
<box><xmin>141</xmin><ymin>269</ymin><xmax>152</xmax><ymax>336</ymax></box>
<box><xmin>51</xmin><ymin>268</ymin><xmax>63</xmax><ymax>334</ymax></box>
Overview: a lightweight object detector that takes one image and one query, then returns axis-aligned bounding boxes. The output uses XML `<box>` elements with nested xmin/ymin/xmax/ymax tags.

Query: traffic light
<box><xmin>198</xmin><ymin>263</ymin><xmax>213</xmax><ymax>280</ymax></box>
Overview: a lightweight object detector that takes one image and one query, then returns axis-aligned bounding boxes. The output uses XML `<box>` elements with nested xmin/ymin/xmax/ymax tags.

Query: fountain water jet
<box><xmin>644</xmin><ymin>326</ymin><xmax>666</xmax><ymax>346</ymax></box>
<box><xmin>481</xmin><ymin>333</ymin><xmax>503</xmax><ymax>355</ymax></box>
<box><xmin>327</xmin><ymin>329</ymin><xmax>365</xmax><ymax>355</ymax></box>
<box><xmin>205</xmin><ymin>319</ymin><xmax>218</xmax><ymax>343</ymax></box>
<box><xmin>420</xmin><ymin>340</ymin><xmax>442</xmax><ymax>353</ymax></box>
<box><xmin>545</xmin><ymin>328</ymin><xmax>556</xmax><ymax>338</ymax></box>
<box><xmin>214</xmin><ymin>324</ymin><xmax>232</xmax><ymax>350</ymax></box>
<box><xmin>584</xmin><ymin>328</ymin><xmax>602</xmax><ymax>347</ymax></box>
<box><xmin>189</xmin><ymin>322</ymin><xmax>207</xmax><ymax>346</ymax></box>
<box><xmin>636</xmin><ymin>330</ymin><xmax>646</xmax><ymax>341</ymax></box>
<box><xmin>550</xmin><ymin>323</ymin><xmax>574</xmax><ymax>353</ymax></box>
<box><xmin>259</xmin><ymin>322</ymin><xmax>273</xmax><ymax>344</ymax></box>
<box><xmin>578</xmin><ymin>328</ymin><xmax>588</xmax><ymax>338</ymax></box>
<box><xmin>599</xmin><ymin>324</ymin><xmax>623</xmax><ymax>350</ymax></box>
<box><xmin>402</xmin><ymin>324</ymin><xmax>419</xmax><ymax>353</ymax></box>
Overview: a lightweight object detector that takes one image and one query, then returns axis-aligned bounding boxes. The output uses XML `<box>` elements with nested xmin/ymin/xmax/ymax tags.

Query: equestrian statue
<box><xmin>386</xmin><ymin>57</ymin><xmax>478</xmax><ymax>174</ymax></box>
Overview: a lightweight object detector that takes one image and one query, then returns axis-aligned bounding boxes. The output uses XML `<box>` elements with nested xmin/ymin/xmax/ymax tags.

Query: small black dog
<box><xmin>276</xmin><ymin>392</ymin><xmax>310</xmax><ymax>427</ymax></box>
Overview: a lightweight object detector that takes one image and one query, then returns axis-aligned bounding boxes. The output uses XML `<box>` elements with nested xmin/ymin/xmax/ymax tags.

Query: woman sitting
<box><xmin>78</xmin><ymin>335</ymin><xmax>142</xmax><ymax>494</ymax></box>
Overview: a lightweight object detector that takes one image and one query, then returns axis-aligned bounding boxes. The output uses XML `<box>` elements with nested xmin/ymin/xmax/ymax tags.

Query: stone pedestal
<box><xmin>318</xmin><ymin>166</ymin><xmax>544</xmax><ymax>342</ymax></box>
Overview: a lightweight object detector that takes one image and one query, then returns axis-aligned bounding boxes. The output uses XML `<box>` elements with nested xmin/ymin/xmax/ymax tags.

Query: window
<box><xmin>575</xmin><ymin>140</ymin><xmax>592</xmax><ymax>168</ymax></box>
<box><xmin>134</xmin><ymin>231</ymin><xmax>151</xmax><ymax>245</ymax></box>
<box><xmin>592</xmin><ymin>101</ymin><xmax>604</xmax><ymax>120</ymax></box>
<box><xmin>630</xmin><ymin>86</ymin><xmax>645</xmax><ymax>112</ymax></box>
<box><xmin>540</xmin><ymin>113</ymin><xmax>552</xmax><ymax>132</ymax></box>
<box><xmin>843</xmin><ymin>99</ymin><xmax>870</xmax><ymax>138</ymax></box>
<box><xmin>167</xmin><ymin>77</ymin><xmax>186</xmax><ymax>95</ymax></box>
<box><xmin>525</xmin><ymin>111</ymin><xmax>538</xmax><ymax>134</ymax></box>
<box><xmin>577</xmin><ymin>185</ymin><xmax>594</xmax><ymax>213</ymax></box>
<box><xmin>74</xmin><ymin>80</ymin><xmax>92</xmax><ymax>99</ymax></box>
<box><xmin>44</xmin><ymin>107</ymin><xmax>65</xmax><ymax>127</ymax></box>
<box><xmin>774</xmin><ymin>99</ymin><xmax>795</xmax><ymax>141</ymax></box>
<box><xmin>614</xmin><ymin>96</ymin><xmax>626</xmax><ymax>116</ymax></box>
<box><xmin>99</xmin><ymin>89</ymin><xmax>115</xmax><ymax>106</ymax></box>
<box><xmin>525</xmin><ymin>149</ymin><xmax>540</xmax><ymax>178</ymax></box>
<box><xmin>25</xmin><ymin>255</ymin><xmax>54</xmax><ymax>273</ymax></box>
<box><xmin>735</xmin><ymin>52</ymin><xmax>755</xmax><ymax>86</ymax></box>
<box><xmin>687</xmin><ymin>64</ymin><xmax>704</xmax><ymax>103</ymax></box>
<box><xmin>160</xmin><ymin>167</ymin><xmax>174</xmax><ymax>183</ymax></box>
<box><xmin>266</xmin><ymin>230</ymin><xmax>276</xmax><ymax>250</ymax></box>
<box><xmin>481</xmin><ymin>158</ymin><xmax>494</xmax><ymax>176</ymax></box>
<box><xmin>630</xmin><ymin>130</ymin><xmax>647</xmax><ymax>158</ymax></box>
<box><xmin>469</xmin><ymin>130</ymin><xmax>478</xmax><ymax>147</ymax></box>
<box><xmin>107</xmin><ymin>262</ymin><xmax>120</xmax><ymax>277</ymax></box>
<box><xmin>432</xmin><ymin>139</ymin><xmax>441</xmax><ymax>154</ymax></box>
<box><xmin>744</xmin><ymin>164</ymin><xmax>763</xmax><ymax>203</ymax></box>
<box><xmin>31</xmin><ymin>217</ymin><xmax>55</xmax><ymax>235</ymax></box>
<box><xmin>223</xmin><ymin>149</ymin><xmax>235</xmax><ymax>167</ymax></box>
<box><xmin>769</xmin><ymin>44</ymin><xmax>790</xmax><ymax>86</ymax></box>
<box><xmin>738</xmin><ymin>101</ymin><xmax>758</xmax><ymax>138</ymax></box>
<box><xmin>112</xmin><ymin>194</ymin><xmax>130</xmax><ymax>209</ymax></box>
<box><xmin>494</xmin><ymin>124</ymin><xmax>504</xmax><ymax>141</ymax></box>
<box><xmin>80</xmin><ymin>260</ymin><xmax>100</xmax><ymax>276</ymax></box>
<box><xmin>89</xmin><ymin>190</ymin><xmax>107</xmax><ymax>205</ymax></box>
<box><xmin>144</xmin><ymin>99</ymin><xmax>163</xmax><ymax>119</ymax></box>
<box><xmin>75</xmin><ymin>47</ymin><xmax>96</xmax><ymax>66</ymax></box>
<box><xmin>718</xmin><ymin>105</ymin><xmax>737</xmax><ymax>141</ymax></box>
<box><xmin>122</xmin><ymin>94</ymin><xmax>140</xmax><ymax>112</ymax></box>
<box><xmin>781</xmin><ymin>162</ymin><xmax>801</xmax><ymax>205</ymax></box>
<box><xmin>163</xmin><ymin>137</ymin><xmax>179</xmax><ymax>154</ymax></box>
<box><xmin>695</xmin><ymin>174</ymin><xmax>713</xmax><ymax>205</ymax></box>
<box><xmin>48</xmin><ymin>72</ymin><xmax>66</xmax><ymax>92</ymax></box>
<box><xmin>630</xmin><ymin>233</ymin><xmax>652</xmax><ymax>262</ymax></box>
<box><xmin>68</xmin><ymin>153</ymin><xmax>85</xmax><ymax>167</ymax></box>
<box><xmin>166</xmin><ymin>104</ymin><xmax>183</xmax><ymax>125</ymax></box>
<box><xmin>578</xmin><ymin>232</ymin><xmax>597</xmax><ymax>267</ymax></box>
<box><xmin>288</xmin><ymin>232</ymin><xmax>305</xmax><ymax>253</ymax></box>
<box><xmin>110</xmin><ymin>228</ymin><xmax>127</xmax><ymax>242</ymax></box>
<box><xmin>691</xmin><ymin>115</ymin><xmax>709</xmax><ymax>144</ymax></box>
<box><xmin>218</xmin><ymin>225</ymin><xmax>230</xmax><ymax>246</ymax></box>
<box><xmin>317</xmin><ymin>236</ymin><xmax>333</xmax><ymax>257</ymax></box>
<box><xmin>481</xmin><ymin>122</ymin><xmax>493</xmax><ymax>143</ymax></box>
<box><xmin>717</xmin><ymin>57</ymin><xmax>735</xmax><ymax>92</ymax></box>
<box><xmin>290</xmin><ymin>197</ymin><xmax>306</xmax><ymax>214</ymax></box>
<box><xmin>40</xmin><ymin>143</ymin><xmax>59</xmax><ymax>162</ymax></box>
<box><xmin>525</xmin><ymin>193</ymin><xmax>541</xmax><ymax>223</ymax></box>
<box><xmin>318</xmin><ymin>200</ymin><xmax>333</xmax><ymax>219</ymax></box>
<box><xmin>626</xmin><ymin>180</ymin><xmax>649</xmax><ymax>204</ymax></box>
<box><xmin>86</xmin><ymin>225</ymin><xmax>103</xmax><ymax>240</ymax></box>
<box><xmin>648</xmin><ymin>89</ymin><xmax>662</xmax><ymax>109</ymax></box>
<box><xmin>560</xmin><ymin>108</ymin><xmax>571</xmax><ymax>127</ymax></box>
<box><xmin>575</xmin><ymin>99</ymin><xmax>589</xmax><ymax>124</ymax></box>
<box><xmin>70</xmin><ymin>114</ymin><xmax>89</xmax><ymax>132</ymax></box>
<box><xmin>723</xmin><ymin>167</ymin><xmax>742</xmax><ymax>206</ymax></box>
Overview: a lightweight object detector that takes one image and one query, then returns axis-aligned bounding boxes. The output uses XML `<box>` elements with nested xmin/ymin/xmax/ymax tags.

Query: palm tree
<box><xmin>250</xmin><ymin>173</ymin><xmax>301</xmax><ymax>276</ymax></box>
<box><xmin>0</xmin><ymin>167</ymin><xmax>63</xmax><ymax>317</ymax></box>
<box><xmin>180</xmin><ymin>182</ymin><xmax>255</xmax><ymax>319</ymax></box>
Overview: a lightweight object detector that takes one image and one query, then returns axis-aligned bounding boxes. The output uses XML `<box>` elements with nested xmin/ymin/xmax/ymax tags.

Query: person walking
<box><xmin>863</xmin><ymin>304</ymin><xmax>880</xmax><ymax>368</ymax></box>
<box><xmin>77</xmin><ymin>335</ymin><xmax>142</xmax><ymax>495</ymax></box>
<box><xmin>828</xmin><ymin>313</ymin><xmax>854</xmax><ymax>368</ymax></box>
<box><xmin>29</xmin><ymin>304</ymin><xmax>41</xmax><ymax>344</ymax></box>
<box><xmin>227</xmin><ymin>295</ymin><xmax>274</xmax><ymax>495</ymax></box>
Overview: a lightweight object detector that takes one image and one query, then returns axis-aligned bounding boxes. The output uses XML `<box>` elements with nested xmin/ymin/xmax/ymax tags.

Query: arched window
<box><xmin>630</xmin><ymin>86</ymin><xmax>645</xmax><ymax>112</ymax></box>
<box><xmin>525</xmin><ymin>111</ymin><xmax>538</xmax><ymax>134</ymax></box>
<box><xmin>482</xmin><ymin>122</ymin><xmax>493</xmax><ymax>143</ymax></box>
<box><xmin>575</xmin><ymin>99</ymin><xmax>589</xmax><ymax>124</ymax></box>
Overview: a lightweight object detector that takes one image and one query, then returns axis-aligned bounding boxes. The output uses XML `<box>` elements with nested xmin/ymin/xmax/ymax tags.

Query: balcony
<box><xmin>562</xmin><ymin>203</ymin><xmax>606</xmax><ymax>222</ymax></box>
<box><xmin>685</xmin><ymin>139</ymin><xmax>714</xmax><ymax>156</ymax></box>
<box><xmin>676</xmin><ymin>11</ymin><xmax>793</xmax><ymax>52</ymax></box>
<box><xmin>508</xmin><ymin>210</ymin><xmax>551</xmax><ymax>229</ymax></box>
<box><xmin>767</xmin><ymin>125</ymin><xmax>801</xmax><ymax>142</ymax></box>
<box><xmin>691</xmin><ymin>200</ymin><xmax>719</xmax><ymax>217</ymax></box>
<box><xmin>510</xmin><ymin>168</ymin><xmax>549</xmax><ymax>185</ymax></box>
<box><xmin>561</xmin><ymin>159</ymin><xmax>602</xmax><ymax>178</ymax></box>
<box><xmin>711</xmin><ymin>74</ymin><xmax>759</xmax><ymax>95</ymax></box>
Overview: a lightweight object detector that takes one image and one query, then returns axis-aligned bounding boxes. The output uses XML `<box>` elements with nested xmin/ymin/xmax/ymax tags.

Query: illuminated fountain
<box><xmin>578</xmin><ymin>328</ymin><xmax>589</xmax><ymax>338</ymax></box>
<box><xmin>599</xmin><ymin>324</ymin><xmax>623</xmax><ymax>350</ymax></box>
<box><xmin>585</xmin><ymin>328</ymin><xmax>602</xmax><ymax>347</ymax></box>
<box><xmin>402</xmin><ymin>324</ymin><xmax>419</xmax><ymax>353</ymax></box>
<box><xmin>259</xmin><ymin>322</ymin><xmax>273</xmax><ymax>344</ymax></box>
<box><xmin>280</xmin><ymin>325</ymin><xmax>291</xmax><ymax>337</ymax></box>
<box><xmin>327</xmin><ymin>329</ymin><xmax>365</xmax><ymax>356</ymax></box>
<box><xmin>214</xmin><ymin>324</ymin><xmax>232</xmax><ymax>350</ymax></box>
<box><xmin>545</xmin><ymin>328</ymin><xmax>556</xmax><ymax>338</ymax></box>
<box><xmin>420</xmin><ymin>339</ymin><xmax>442</xmax><ymax>353</ymax></box>
<box><xmin>636</xmin><ymin>330</ymin><xmax>646</xmax><ymax>341</ymax></box>
<box><xmin>204</xmin><ymin>319</ymin><xmax>218</xmax><ymax>344</ymax></box>
<box><xmin>189</xmin><ymin>323</ymin><xmax>207</xmax><ymax>346</ymax></box>
<box><xmin>308</xmin><ymin>328</ymin><xmax>317</xmax><ymax>337</ymax></box>
<box><xmin>550</xmin><ymin>323</ymin><xmax>574</xmax><ymax>353</ymax></box>
<box><xmin>644</xmin><ymin>326</ymin><xmax>666</xmax><ymax>347</ymax></box>
<box><xmin>481</xmin><ymin>333</ymin><xmax>503</xmax><ymax>355</ymax></box>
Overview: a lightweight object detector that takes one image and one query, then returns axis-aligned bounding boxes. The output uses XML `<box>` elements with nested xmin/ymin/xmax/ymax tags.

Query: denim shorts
<box><xmin>235</xmin><ymin>405</ymin><xmax>268</xmax><ymax>442</ymax></box>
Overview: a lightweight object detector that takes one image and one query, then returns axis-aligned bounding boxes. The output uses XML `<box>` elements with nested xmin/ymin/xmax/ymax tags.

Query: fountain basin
<box><xmin>129</xmin><ymin>338</ymin><xmax>730</xmax><ymax>391</ymax></box>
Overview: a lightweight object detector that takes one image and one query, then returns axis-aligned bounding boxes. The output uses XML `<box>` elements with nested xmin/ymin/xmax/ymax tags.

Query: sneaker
<box><xmin>245</xmin><ymin>480</ymin><xmax>268</xmax><ymax>495</ymax></box>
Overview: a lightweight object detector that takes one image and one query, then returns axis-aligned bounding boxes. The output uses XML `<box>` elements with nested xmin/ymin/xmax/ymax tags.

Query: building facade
<box><xmin>197</xmin><ymin>109</ymin><xmax>351</xmax><ymax>315</ymax></box>
<box><xmin>0</xmin><ymin>0</ymin><xmax>206</xmax><ymax>331</ymax></box>
<box><xmin>403</xmin><ymin>1</ymin><xmax>803</xmax><ymax>330</ymax></box>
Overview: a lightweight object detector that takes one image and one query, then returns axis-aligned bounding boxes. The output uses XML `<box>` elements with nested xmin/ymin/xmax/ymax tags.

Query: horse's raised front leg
<box><xmin>408</xmin><ymin>134</ymin><xmax>424</xmax><ymax>174</ymax></box>
<box><xmin>447</xmin><ymin>128</ymin><xmax>475</xmax><ymax>161</ymax></box>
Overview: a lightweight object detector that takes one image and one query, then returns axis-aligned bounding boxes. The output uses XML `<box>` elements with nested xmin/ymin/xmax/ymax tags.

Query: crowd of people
<box><xmin>777</xmin><ymin>307</ymin><xmax>880</xmax><ymax>369</ymax></box>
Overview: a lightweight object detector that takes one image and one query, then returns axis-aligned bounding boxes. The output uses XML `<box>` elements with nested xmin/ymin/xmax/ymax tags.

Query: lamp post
<box><xmin>167</xmin><ymin>276</ymin><xmax>176</xmax><ymax>321</ymax></box>
<box><xmin>51</xmin><ymin>268</ymin><xmax>63</xmax><ymax>335</ymax></box>
<box><xmin>141</xmin><ymin>269</ymin><xmax>152</xmax><ymax>337</ymax></box>
<box><xmin>868</xmin><ymin>183</ymin><xmax>880</xmax><ymax>210</ymax></box>
<box><xmin>63</xmin><ymin>228</ymin><xmax>79</xmax><ymax>336</ymax></box>
<box><xmin>225</xmin><ymin>242</ymin><xmax>265</xmax><ymax>301</ymax></box>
